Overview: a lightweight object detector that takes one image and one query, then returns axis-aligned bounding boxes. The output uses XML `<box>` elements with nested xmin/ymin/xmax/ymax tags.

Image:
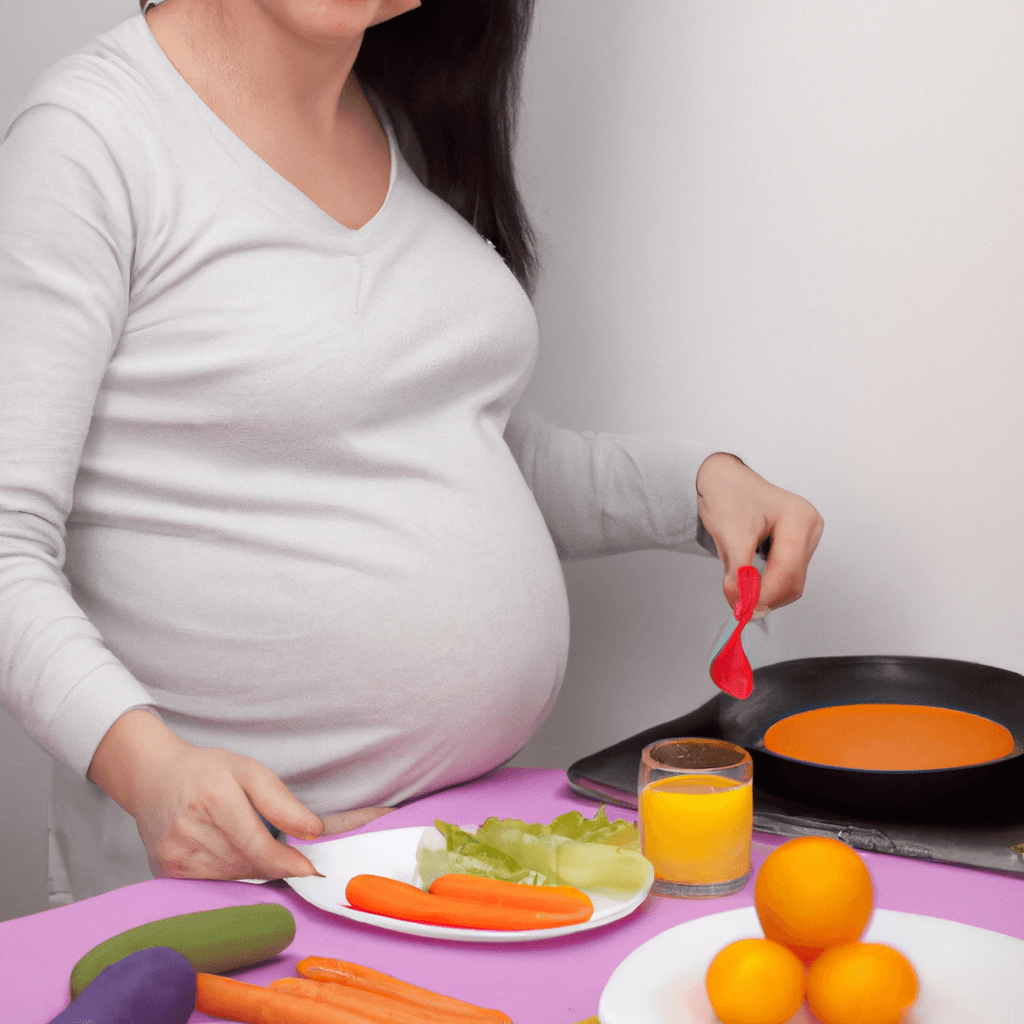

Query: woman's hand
<box><xmin>88</xmin><ymin>709</ymin><xmax>327</xmax><ymax>881</ymax></box>
<box><xmin>696</xmin><ymin>452</ymin><xmax>824</xmax><ymax>615</ymax></box>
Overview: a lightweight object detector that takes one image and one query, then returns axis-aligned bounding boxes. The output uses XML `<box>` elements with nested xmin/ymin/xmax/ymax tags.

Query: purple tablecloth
<box><xmin>3</xmin><ymin>767</ymin><xmax>1022</xmax><ymax>1023</ymax></box>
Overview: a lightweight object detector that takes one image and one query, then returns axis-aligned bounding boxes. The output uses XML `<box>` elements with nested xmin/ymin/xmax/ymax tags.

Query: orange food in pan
<box><xmin>763</xmin><ymin>704</ymin><xmax>1016</xmax><ymax>771</ymax></box>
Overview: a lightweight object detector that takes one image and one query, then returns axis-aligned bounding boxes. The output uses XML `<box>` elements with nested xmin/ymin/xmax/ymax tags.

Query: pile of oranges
<box><xmin>705</xmin><ymin>836</ymin><xmax>918</xmax><ymax>1024</ymax></box>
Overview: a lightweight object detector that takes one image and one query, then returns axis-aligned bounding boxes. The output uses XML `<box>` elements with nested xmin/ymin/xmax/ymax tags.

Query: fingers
<box><xmin>147</xmin><ymin>767</ymin><xmax>322</xmax><ymax>881</ymax></box>
<box><xmin>755</xmin><ymin>501</ymin><xmax>824</xmax><ymax>613</ymax></box>
<box><xmin>231</xmin><ymin>761</ymin><xmax>328</xmax><ymax>878</ymax></box>
<box><xmin>717</xmin><ymin>535</ymin><xmax>763</xmax><ymax>611</ymax></box>
<box><xmin>696</xmin><ymin>454</ymin><xmax>765</xmax><ymax>607</ymax></box>
<box><xmin>136</xmin><ymin>749</ymin><xmax>326</xmax><ymax>882</ymax></box>
<box><xmin>239</xmin><ymin>761</ymin><xmax>324</xmax><ymax>844</ymax></box>
<box><xmin>152</xmin><ymin>817</ymin><xmax>320</xmax><ymax>882</ymax></box>
<box><xmin>214</xmin><ymin>794</ymin><xmax>322</xmax><ymax>881</ymax></box>
<box><xmin>696</xmin><ymin>453</ymin><xmax>823</xmax><ymax>614</ymax></box>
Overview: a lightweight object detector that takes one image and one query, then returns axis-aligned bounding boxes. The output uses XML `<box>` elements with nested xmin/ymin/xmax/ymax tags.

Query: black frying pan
<box><xmin>568</xmin><ymin>655</ymin><xmax>1024</xmax><ymax>822</ymax></box>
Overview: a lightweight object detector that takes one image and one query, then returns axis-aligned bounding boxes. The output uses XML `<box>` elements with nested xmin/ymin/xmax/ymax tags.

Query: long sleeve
<box><xmin>0</xmin><ymin>101</ymin><xmax>157</xmax><ymax>777</ymax></box>
<box><xmin>504</xmin><ymin>405</ymin><xmax>721</xmax><ymax>562</ymax></box>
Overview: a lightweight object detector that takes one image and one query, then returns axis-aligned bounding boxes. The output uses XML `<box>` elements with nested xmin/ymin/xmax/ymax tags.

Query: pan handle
<box><xmin>753</xmin><ymin>810</ymin><xmax>933</xmax><ymax>859</ymax></box>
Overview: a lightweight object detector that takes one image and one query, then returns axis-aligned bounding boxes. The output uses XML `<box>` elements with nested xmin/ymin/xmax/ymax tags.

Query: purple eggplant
<box><xmin>49</xmin><ymin>946</ymin><xmax>196</xmax><ymax>1024</ymax></box>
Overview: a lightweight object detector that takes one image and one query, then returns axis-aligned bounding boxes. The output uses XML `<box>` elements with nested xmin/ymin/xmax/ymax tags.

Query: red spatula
<box><xmin>709</xmin><ymin>565</ymin><xmax>761</xmax><ymax>699</ymax></box>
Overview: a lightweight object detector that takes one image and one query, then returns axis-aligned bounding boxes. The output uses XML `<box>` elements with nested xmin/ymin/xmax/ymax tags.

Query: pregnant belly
<box><xmin>64</xmin><ymin>470</ymin><xmax>570</xmax><ymax>807</ymax></box>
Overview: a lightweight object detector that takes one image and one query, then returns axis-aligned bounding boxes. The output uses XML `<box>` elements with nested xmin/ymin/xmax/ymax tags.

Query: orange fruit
<box><xmin>807</xmin><ymin>942</ymin><xmax>919</xmax><ymax>1024</ymax></box>
<box><xmin>754</xmin><ymin>836</ymin><xmax>874</xmax><ymax>960</ymax></box>
<box><xmin>705</xmin><ymin>938</ymin><xmax>806</xmax><ymax>1024</ymax></box>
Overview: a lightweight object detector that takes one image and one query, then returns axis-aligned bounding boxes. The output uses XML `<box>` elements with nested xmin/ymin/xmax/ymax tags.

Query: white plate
<box><xmin>598</xmin><ymin>906</ymin><xmax>1024</xmax><ymax>1024</ymax></box>
<box><xmin>284</xmin><ymin>825</ymin><xmax>653</xmax><ymax>943</ymax></box>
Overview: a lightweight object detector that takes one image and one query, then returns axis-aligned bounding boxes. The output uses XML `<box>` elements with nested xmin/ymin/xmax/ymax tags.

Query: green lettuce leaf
<box><xmin>546</xmin><ymin>807</ymin><xmax>640</xmax><ymax>849</ymax></box>
<box><xmin>414</xmin><ymin>806</ymin><xmax>651</xmax><ymax>899</ymax></box>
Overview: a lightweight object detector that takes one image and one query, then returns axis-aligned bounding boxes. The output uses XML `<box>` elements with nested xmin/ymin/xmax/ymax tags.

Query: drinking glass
<box><xmin>639</xmin><ymin>737</ymin><xmax>753</xmax><ymax>898</ymax></box>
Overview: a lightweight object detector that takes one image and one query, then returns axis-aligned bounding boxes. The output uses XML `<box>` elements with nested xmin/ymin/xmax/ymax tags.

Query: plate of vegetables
<box><xmin>284</xmin><ymin>808</ymin><xmax>655</xmax><ymax>942</ymax></box>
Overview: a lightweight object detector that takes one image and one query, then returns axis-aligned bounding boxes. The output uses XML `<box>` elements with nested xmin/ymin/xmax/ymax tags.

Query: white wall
<box><xmin>509</xmin><ymin>0</ymin><xmax>1024</xmax><ymax>769</ymax></box>
<box><xmin>2</xmin><ymin>0</ymin><xmax>1023</xmax><ymax>920</ymax></box>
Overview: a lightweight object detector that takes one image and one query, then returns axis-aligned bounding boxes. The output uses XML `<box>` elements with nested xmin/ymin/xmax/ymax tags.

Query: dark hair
<box><xmin>356</xmin><ymin>1</ymin><xmax>538</xmax><ymax>294</ymax></box>
<box><xmin>140</xmin><ymin>0</ymin><xmax>539</xmax><ymax>293</ymax></box>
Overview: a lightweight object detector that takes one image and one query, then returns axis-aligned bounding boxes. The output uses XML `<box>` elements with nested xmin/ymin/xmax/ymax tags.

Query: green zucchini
<box><xmin>69</xmin><ymin>903</ymin><xmax>295</xmax><ymax>999</ymax></box>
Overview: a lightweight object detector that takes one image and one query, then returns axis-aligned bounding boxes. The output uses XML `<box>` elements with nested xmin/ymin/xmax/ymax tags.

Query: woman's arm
<box><xmin>505</xmin><ymin>408</ymin><xmax>822</xmax><ymax>614</ymax></box>
<box><xmin>0</xmin><ymin>101</ymin><xmax>147</xmax><ymax>776</ymax></box>
<box><xmin>503</xmin><ymin>407</ymin><xmax>718</xmax><ymax>560</ymax></box>
<box><xmin>0</xmin><ymin>94</ymin><xmax>325</xmax><ymax>882</ymax></box>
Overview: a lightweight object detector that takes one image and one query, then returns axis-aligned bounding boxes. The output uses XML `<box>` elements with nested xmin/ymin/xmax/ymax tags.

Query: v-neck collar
<box><xmin>129</xmin><ymin>13</ymin><xmax>399</xmax><ymax>246</ymax></box>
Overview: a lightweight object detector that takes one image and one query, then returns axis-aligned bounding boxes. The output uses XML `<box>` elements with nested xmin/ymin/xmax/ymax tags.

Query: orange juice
<box><xmin>639</xmin><ymin>774</ymin><xmax>753</xmax><ymax>885</ymax></box>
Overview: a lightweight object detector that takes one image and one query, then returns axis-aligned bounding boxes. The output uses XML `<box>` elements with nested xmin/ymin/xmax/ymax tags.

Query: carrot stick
<box><xmin>271</xmin><ymin>977</ymin><xmax>496</xmax><ymax>1024</ymax></box>
<box><xmin>260</xmin><ymin>995</ymin><xmax>377</xmax><ymax>1024</ymax></box>
<box><xmin>296</xmin><ymin>957</ymin><xmax>511</xmax><ymax>1023</ymax></box>
<box><xmin>196</xmin><ymin>973</ymin><xmax>368</xmax><ymax>1024</ymax></box>
<box><xmin>428</xmin><ymin>874</ymin><xmax>593</xmax><ymax>917</ymax></box>
<box><xmin>345</xmin><ymin>874</ymin><xmax>592</xmax><ymax>931</ymax></box>
<box><xmin>196</xmin><ymin>974</ymin><xmax>265</xmax><ymax>1024</ymax></box>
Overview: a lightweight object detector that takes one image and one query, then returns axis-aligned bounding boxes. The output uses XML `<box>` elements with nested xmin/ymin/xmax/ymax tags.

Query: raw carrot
<box><xmin>271</xmin><ymin>977</ymin><xmax>495</xmax><ymax>1024</ymax></box>
<box><xmin>428</xmin><ymin>874</ymin><xmax>593</xmax><ymax>918</ymax></box>
<box><xmin>345</xmin><ymin>874</ymin><xmax>592</xmax><ymax>931</ymax></box>
<box><xmin>260</xmin><ymin>996</ymin><xmax>376</xmax><ymax>1024</ymax></box>
<box><xmin>196</xmin><ymin>974</ymin><xmax>264</xmax><ymax>1024</ymax></box>
<box><xmin>296</xmin><ymin>957</ymin><xmax>511</xmax><ymax>1023</ymax></box>
<box><xmin>196</xmin><ymin>973</ymin><xmax>367</xmax><ymax>1024</ymax></box>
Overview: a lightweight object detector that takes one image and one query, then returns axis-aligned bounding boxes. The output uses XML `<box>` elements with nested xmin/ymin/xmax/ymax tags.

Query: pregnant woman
<box><xmin>0</xmin><ymin>0</ymin><xmax>823</xmax><ymax>904</ymax></box>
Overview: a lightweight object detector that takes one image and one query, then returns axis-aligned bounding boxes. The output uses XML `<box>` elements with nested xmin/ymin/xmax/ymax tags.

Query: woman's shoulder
<box><xmin>2</xmin><ymin>14</ymin><xmax>201</xmax><ymax>240</ymax></box>
<box><xmin>11</xmin><ymin>15</ymin><xmax>170</xmax><ymax>143</ymax></box>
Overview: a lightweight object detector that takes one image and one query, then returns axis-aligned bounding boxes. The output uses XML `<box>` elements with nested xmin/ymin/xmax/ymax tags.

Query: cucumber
<box><xmin>53</xmin><ymin>947</ymin><xmax>196</xmax><ymax>1024</ymax></box>
<box><xmin>69</xmin><ymin>903</ymin><xmax>295</xmax><ymax>999</ymax></box>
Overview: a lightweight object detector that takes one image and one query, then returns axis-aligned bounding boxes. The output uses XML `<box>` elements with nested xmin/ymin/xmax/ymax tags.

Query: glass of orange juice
<box><xmin>639</xmin><ymin>737</ymin><xmax>753</xmax><ymax>898</ymax></box>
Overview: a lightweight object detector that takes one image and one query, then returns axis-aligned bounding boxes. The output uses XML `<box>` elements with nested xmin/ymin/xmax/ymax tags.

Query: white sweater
<box><xmin>0</xmin><ymin>15</ymin><xmax>714</xmax><ymax>899</ymax></box>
